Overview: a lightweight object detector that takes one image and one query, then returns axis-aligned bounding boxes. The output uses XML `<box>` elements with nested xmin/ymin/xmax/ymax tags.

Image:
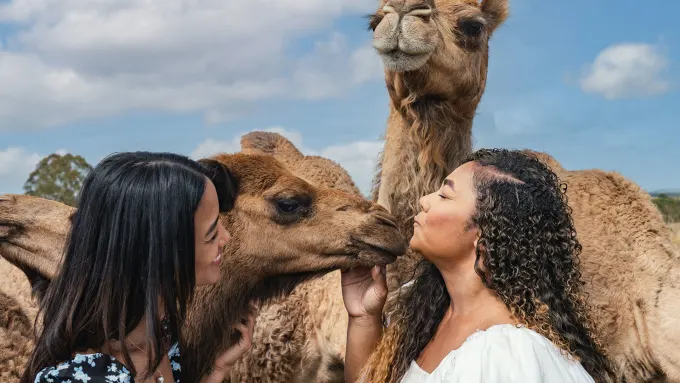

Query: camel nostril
<box><xmin>375</xmin><ymin>214</ymin><xmax>398</xmax><ymax>229</ymax></box>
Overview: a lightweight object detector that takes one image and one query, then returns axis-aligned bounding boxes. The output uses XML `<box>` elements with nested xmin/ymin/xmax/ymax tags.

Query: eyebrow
<box><xmin>443</xmin><ymin>179</ymin><xmax>455</xmax><ymax>191</ymax></box>
<box><xmin>205</xmin><ymin>216</ymin><xmax>219</xmax><ymax>239</ymax></box>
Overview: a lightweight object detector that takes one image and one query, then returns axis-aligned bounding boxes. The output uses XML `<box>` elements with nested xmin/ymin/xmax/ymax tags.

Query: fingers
<box><xmin>371</xmin><ymin>265</ymin><xmax>388</xmax><ymax>300</ymax></box>
<box><xmin>213</xmin><ymin>308</ymin><xmax>258</xmax><ymax>371</ymax></box>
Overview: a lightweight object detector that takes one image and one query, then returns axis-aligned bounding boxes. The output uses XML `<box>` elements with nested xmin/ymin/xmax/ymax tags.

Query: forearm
<box><xmin>199</xmin><ymin>367</ymin><xmax>230</xmax><ymax>383</ymax></box>
<box><xmin>345</xmin><ymin>315</ymin><xmax>383</xmax><ymax>383</ymax></box>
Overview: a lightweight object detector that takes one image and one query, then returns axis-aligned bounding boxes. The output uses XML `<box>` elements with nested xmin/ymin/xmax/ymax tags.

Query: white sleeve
<box><xmin>431</xmin><ymin>327</ymin><xmax>595</xmax><ymax>383</ymax></box>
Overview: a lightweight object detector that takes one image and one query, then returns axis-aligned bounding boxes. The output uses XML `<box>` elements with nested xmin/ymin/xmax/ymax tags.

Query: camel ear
<box><xmin>480</xmin><ymin>0</ymin><xmax>509</xmax><ymax>32</ymax></box>
<box><xmin>240</xmin><ymin>131</ymin><xmax>304</xmax><ymax>160</ymax></box>
<box><xmin>198</xmin><ymin>159</ymin><xmax>239</xmax><ymax>212</ymax></box>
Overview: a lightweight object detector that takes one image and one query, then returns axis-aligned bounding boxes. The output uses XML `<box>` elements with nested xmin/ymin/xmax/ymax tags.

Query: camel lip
<box><xmin>378</xmin><ymin>50</ymin><xmax>432</xmax><ymax>73</ymax></box>
<box><xmin>353</xmin><ymin>241</ymin><xmax>403</xmax><ymax>265</ymax></box>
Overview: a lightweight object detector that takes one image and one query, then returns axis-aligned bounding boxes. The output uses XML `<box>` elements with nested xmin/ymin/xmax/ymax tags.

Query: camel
<box><xmin>0</xmin><ymin>147</ymin><xmax>407</xmax><ymax>382</ymax></box>
<box><xmin>225</xmin><ymin>131</ymin><xmax>364</xmax><ymax>382</ymax></box>
<box><xmin>369</xmin><ymin>0</ymin><xmax>680</xmax><ymax>381</ymax></box>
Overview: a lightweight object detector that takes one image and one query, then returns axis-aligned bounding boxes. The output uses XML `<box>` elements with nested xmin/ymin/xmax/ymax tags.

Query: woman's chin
<box><xmin>409</xmin><ymin>237</ymin><xmax>422</xmax><ymax>253</ymax></box>
<box><xmin>196</xmin><ymin>267</ymin><xmax>222</xmax><ymax>286</ymax></box>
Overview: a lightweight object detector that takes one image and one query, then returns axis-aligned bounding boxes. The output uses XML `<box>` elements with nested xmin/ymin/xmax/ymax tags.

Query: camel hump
<box><xmin>240</xmin><ymin>131</ymin><xmax>304</xmax><ymax>160</ymax></box>
<box><xmin>521</xmin><ymin>149</ymin><xmax>564</xmax><ymax>172</ymax></box>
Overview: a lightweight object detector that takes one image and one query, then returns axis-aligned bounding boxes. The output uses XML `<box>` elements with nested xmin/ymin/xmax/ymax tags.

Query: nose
<box><xmin>219</xmin><ymin>224</ymin><xmax>230</xmax><ymax>247</ymax></box>
<box><xmin>419</xmin><ymin>194</ymin><xmax>431</xmax><ymax>213</ymax></box>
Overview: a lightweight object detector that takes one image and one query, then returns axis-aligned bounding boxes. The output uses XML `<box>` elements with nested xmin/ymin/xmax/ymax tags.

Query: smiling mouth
<box><xmin>211</xmin><ymin>251</ymin><xmax>222</xmax><ymax>266</ymax></box>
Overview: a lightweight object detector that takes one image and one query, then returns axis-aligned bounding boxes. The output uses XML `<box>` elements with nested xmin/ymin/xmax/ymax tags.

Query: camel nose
<box><xmin>374</xmin><ymin>211</ymin><xmax>399</xmax><ymax>230</ymax></box>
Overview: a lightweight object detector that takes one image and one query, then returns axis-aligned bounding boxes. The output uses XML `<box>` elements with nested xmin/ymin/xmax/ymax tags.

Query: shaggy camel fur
<box><xmin>526</xmin><ymin>151</ymin><xmax>680</xmax><ymax>382</ymax></box>
<box><xmin>0</xmin><ymin>260</ymin><xmax>34</xmax><ymax>381</ymax></box>
<box><xmin>369</xmin><ymin>0</ymin><xmax>680</xmax><ymax>381</ymax></box>
<box><xmin>369</xmin><ymin>0</ymin><xmax>508</xmax><ymax>288</ymax></box>
<box><xmin>0</xmin><ymin>150</ymin><xmax>407</xmax><ymax>382</ymax></box>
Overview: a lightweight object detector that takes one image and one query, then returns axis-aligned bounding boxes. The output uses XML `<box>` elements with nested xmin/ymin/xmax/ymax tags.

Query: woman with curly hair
<box><xmin>342</xmin><ymin>148</ymin><xmax>613</xmax><ymax>383</ymax></box>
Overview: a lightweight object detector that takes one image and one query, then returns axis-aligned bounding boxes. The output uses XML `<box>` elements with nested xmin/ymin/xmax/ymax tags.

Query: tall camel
<box><xmin>369</xmin><ymin>0</ymin><xmax>680</xmax><ymax>381</ymax></box>
<box><xmin>369</xmin><ymin>0</ymin><xmax>508</xmax><ymax>287</ymax></box>
<box><xmin>0</xmin><ymin>149</ymin><xmax>407</xmax><ymax>382</ymax></box>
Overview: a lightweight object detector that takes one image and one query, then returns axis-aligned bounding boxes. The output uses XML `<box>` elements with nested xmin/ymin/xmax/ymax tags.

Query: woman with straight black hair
<box><xmin>21</xmin><ymin>151</ymin><xmax>255</xmax><ymax>383</ymax></box>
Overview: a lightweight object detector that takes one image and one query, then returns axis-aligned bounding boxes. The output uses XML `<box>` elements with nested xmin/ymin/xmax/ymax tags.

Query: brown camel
<box><xmin>224</xmin><ymin>131</ymin><xmax>362</xmax><ymax>382</ymax></box>
<box><xmin>0</xmin><ymin>149</ymin><xmax>407</xmax><ymax>382</ymax></box>
<box><xmin>369</xmin><ymin>0</ymin><xmax>680</xmax><ymax>381</ymax></box>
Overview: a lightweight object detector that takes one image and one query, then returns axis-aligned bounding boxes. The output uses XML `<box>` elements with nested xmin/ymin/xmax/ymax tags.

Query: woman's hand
<box><xmin>341</xmin><ymin>265</ymin><xmax>387</xmax><ymax>318</ymax></box>
<box><xmin>203</xmin><ymin>305</ymin><xmax>257</xmax><ymax>382</ymax></box>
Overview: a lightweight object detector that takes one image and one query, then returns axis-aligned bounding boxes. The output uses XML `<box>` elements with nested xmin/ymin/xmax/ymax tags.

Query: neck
<box><xmin>435</xmin><ymin>256</ymin><xmax>491</xmax><ymax>315</ymax></box>
<box><xmin>375</xmin><ymin>72</ymin><xmax>476</xmax><ymax>287</ymax></box>
<box><xmin>101</xmin><ymin>301</ymin><xmax>167</xmax><ymax>355</ymax></box>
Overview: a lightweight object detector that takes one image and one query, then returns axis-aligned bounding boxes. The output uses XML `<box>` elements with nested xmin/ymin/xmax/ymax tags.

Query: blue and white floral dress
<box><xmin>34</xmin><ymin>342</ymin><xmax>182</xmax><ymax>383</ymax></box>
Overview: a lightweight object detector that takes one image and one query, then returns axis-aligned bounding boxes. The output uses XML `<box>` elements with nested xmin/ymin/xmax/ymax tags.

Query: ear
<box><xmin>240</xmin><ymin>131</ymin><xmax>304</xmax><ymax>161</ymax></box>
<box><xmin>480</xmin><ymin>0</ymin><xmax>509</xmax><ymax>32</ymax></box>
<box><xmin>198</xmin><ymin>159</ymin><xmax>240</xmax><ymax>212</ymax></box>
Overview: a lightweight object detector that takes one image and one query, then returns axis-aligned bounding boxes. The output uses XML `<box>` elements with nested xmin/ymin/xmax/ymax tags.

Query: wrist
<box><xmin>200</xmin><ymin>365</ymin><xmax>231</xmax><ymax>383</ymax></box>
<box><xmin>349</xmin><ymin>313</ymin><xmax>384</xmax><ymax>328</ymax></box>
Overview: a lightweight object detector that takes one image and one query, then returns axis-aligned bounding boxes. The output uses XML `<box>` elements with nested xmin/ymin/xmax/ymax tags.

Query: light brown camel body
<box><xmin>369</xmin><ymin>0</ymin><xmax>680</xmax><ymax>381</ymax></box>
<box><xmin>0</xmin><ymin>146</ymin><xmax>407</xmax><ymax>382</ymax></box>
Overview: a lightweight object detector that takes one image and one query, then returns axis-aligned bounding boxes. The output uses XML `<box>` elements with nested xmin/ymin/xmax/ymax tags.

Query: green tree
<box><xmin>652</xmin><ymin>194</ymin><xmax>680</xmax><ymax>223</ymax></box>
<box><xmin>23</xmin><ymin>153</ymin><xmax>93</xmax><ymax>207</ymax></box>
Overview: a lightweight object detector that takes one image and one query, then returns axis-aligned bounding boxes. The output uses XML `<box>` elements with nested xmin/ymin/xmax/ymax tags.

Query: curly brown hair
<box><xmin>359</xmin><ymin>148</ymin><xmax>614</xmax><ymax>383</ymax></box>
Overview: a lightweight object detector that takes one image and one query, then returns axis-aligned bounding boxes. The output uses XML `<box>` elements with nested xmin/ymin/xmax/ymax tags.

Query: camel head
<box><xmin>0</xmin><ymin>153</ymin><xmax>405</xmax><ymax>301</ymax></box>
<box><xmin>0</xmin><ymin>194</ymin><xmax>73</xmax><ymax>300</ymax></box>
<box><xmin>202</xmin><ymin>153</ymin><xmax>405</xmax><ymax>280</ymax></box>
<box><xmin>370</xmin><ymin>0</ymin><xmax>508</xmax><ymax>99</ymax></box>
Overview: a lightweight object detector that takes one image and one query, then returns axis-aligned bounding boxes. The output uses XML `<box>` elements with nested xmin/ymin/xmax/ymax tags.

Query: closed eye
<box><xmin>207</xmin><ymin>230</ymin><xmax>218</xmax><ymax>243</ymax></box>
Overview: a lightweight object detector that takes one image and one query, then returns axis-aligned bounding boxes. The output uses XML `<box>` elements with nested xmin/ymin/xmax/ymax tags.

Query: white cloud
<box><xmin>0</xmin><ymin>147</ymin><xmax>41</xmax><ymax>194</ymax></box>
<box><xmin>320</xmin><ymin>141</ymin><xmax>382</xmax><ymax>196</ymax></box>
<box><xmin>191</xmin><ymin>128</ymin><xmax>381</xmax><ymax>196</ymax></box>
<box><xmin>579</xmin><ymin>43</ymin><xmax>670</xmax><ymax>99</ymax></box>
<box><xmin>0</xmin><ymin>0</ymin><xmax>381</xmax><ymax>129</ymax></box>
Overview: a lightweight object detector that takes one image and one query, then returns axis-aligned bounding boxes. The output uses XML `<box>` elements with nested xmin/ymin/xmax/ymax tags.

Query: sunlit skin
<box><xmin>194</xmin><ymin>179</ymin><xmax>231</xmax><ymax>286</ymax></box>
<box><xmin>411</xmin><ymin>162</ymin><xmax>479</xmax><ymax>266</ymax></box>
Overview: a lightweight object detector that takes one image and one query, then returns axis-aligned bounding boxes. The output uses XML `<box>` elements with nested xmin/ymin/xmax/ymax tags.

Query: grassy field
<box><xmin>652</xmin><ymin>195</ymin><xmax>680</xmax><ymax>223</ymax></box>
<box><xmin>671</xmin><ymin>223</ymin><xmax>680</xmax><ymax>248</ymax></box>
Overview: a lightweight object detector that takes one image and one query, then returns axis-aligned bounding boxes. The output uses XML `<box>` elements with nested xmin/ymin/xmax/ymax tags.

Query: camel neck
<box><xmin>375</xmin><ymin>87</ymin><xmax>476</xmax><ymax>288</ymax></box>
<box><xmin>378</xmin><ymin>93</ymin><xmax>474</xmax><ymax>230</ymax></box>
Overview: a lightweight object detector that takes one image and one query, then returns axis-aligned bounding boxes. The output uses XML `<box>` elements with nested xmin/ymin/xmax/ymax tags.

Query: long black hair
<box><xmin>362</xmin><ymin>148</ymin><xmax>614</xmax><ymax>383</ymax></box>
<box><xmin>21</xmin><ymin>151</ymin><xmax>238</xmax><ymax>382</ymax></box>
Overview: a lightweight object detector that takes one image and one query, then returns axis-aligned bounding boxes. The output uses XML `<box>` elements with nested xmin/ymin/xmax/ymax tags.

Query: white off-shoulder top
<box><xmin>399</xmin><ymin>324</ymin><xmax>595</xmax><ymax>383</ymax></box>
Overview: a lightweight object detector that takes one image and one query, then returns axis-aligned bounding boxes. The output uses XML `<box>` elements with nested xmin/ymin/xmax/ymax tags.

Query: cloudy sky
<box><xmin>1</xmin><ymin>0</ymin><xmax>678</xmax><ymax>196</ymax></box>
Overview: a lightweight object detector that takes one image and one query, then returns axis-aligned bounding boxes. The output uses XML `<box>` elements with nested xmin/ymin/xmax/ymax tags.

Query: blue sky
<box><xmin>0</xmin><ymin>0</ymin><xmax>678</xmax><ymax>196</ymax></box>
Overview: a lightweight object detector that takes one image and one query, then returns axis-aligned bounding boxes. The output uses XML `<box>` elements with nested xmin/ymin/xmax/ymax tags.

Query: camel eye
<box><xmin>459</xmin><ymin>19</ymin><xmax>484</xmax><ymax>37</ymax></box>
<box><xmin>276</xmin><ymin>199</ymin><xmax>300</xmax><ymax>214</ymax></box>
